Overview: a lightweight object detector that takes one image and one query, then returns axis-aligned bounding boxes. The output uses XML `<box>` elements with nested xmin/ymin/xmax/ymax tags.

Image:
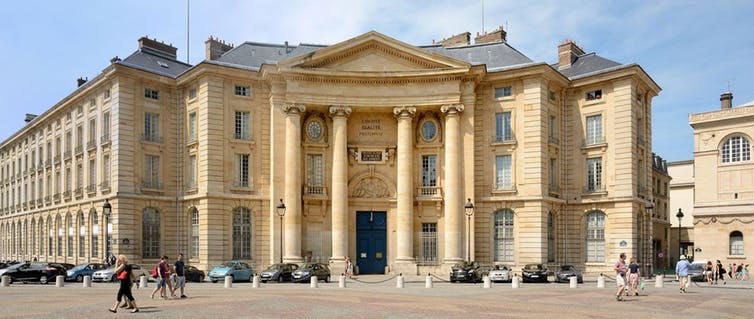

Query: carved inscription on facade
<box><xmin>360</xmin><ymin>151</ymin><xmax>383</xmax><ymax>162</ymax></box>
<box><xmin>359</xmin><ymin>119</ymin><xmax>383</xmax><ymax>137</ymax></box>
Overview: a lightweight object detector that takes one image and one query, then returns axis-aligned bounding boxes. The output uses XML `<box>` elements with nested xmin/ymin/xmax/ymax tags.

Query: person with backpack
<box><xmin>150</xmin><ymin>255</ymin><xmax>169</xmax><ymax>299</ymax></box>
<box><xmin>108</xmin><ymin>255</ymin><xmax>139</xmax><ymax>313</ymax></box>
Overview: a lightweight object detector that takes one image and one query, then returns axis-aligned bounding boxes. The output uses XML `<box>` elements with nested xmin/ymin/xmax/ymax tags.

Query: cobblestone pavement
<box><xmin>0</xmin><ymin>276</ymin><xmax>751</xmax><ymax>319</ymax></box>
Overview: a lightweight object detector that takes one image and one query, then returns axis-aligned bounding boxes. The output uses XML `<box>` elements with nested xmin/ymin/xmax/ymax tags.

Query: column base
<box><xmin>392</xmin><ymin>259</ymin><xmax>418</xmax><ymax>276</ymax></box>
<box><xmin>283</xmin><ymin>256</ymin><xmax>303</xmax><ymax>264</ymax></box>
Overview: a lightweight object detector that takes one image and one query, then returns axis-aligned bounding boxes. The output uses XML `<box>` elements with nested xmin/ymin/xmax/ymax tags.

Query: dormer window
<box><xmin>586</xmin><ymin>89</ymin><xmax>602</xmax><ymax>101</ymax></box>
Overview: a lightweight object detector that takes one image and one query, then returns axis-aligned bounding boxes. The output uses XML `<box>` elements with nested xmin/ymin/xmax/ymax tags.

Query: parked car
<box><xmin>0</xmin><ymin>263</ymin><xmax>23</xmax><ymax>276</ymax></box>
<box><xmin>0</xmin><ymin>262</ymin><xmax>8</xmax><ymax>270</ymax></box>
<box><xmin>521</xmin><ymin>263</ymin><xmax>548</xmax><ymax>283</ymax></box>
<box><xmin>92</xmin><ymin>264</ymin><xmax>149</xmax><ymax>282</ymax></box>
<box><xmin>488</xmin><ymin>265</ymin><xmax>512</xmax><ymax>283</ymax></box>
<box><xmin>291</xmin><ymin>263</ymin><xmax>330</xmax><ymax>283</ymax></box>
<box><xmin>58</xmin><ymin>263</ymin><xmax>76</xmax><ymax>271</ymax></box>
<box><xmin>687</xmin><ymin>263</ymin><xmax>706</xmax><ymax>282</ymax></box>
<box><xmin>184</xmin><ymin>266</ymin><xmax>206</xmax><ymax>282</ymax></box>
<box><xmin>555</xmin><ymin>265</ymin><xmax>583</xmax><ymax>283</ymax></box>
<box><xmin>208</xmin><ymin>261</ymin><xmax>253</xmax><ymax>283</ymax></box>
<box><xmin>4</xmin><ymin>262</ymin><xmax>66</xmax><ymax>284</ymax></box>
<box><xmin>66</xmin><ymin>263</ymin><xmax>108</xmax><ymax>282</ymax></box>
<box><xmin>450</xmin><ymin>261</ymin><xmax>490</xmax><ymax>283</ymax></box>
<box><xmin>260</xmin><ymin>263</ymin><xmax>299</xmax><ymax>283</ymax></box>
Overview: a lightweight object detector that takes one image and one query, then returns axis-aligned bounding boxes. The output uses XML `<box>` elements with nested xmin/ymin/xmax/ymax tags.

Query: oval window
<box><xmin>307</xmin><ymin>121</ymin><xmax>322</xmax><ymax>140</ymax></box>
<box><xmin>421</xmin><ymin>121</ymin><xmax>437</xmax><ymax>141</ymax></box>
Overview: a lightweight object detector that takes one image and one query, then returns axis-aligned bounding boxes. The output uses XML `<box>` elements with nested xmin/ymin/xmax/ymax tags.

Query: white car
<box><xmin>488</xmin><ymin>265</ymin><xmax>512</xmax><ymax>283</ymax></box>
<box><xmin>92</xmin><ymin>264</ymin><xmax>150</xmax><ymax>282</ymax></box>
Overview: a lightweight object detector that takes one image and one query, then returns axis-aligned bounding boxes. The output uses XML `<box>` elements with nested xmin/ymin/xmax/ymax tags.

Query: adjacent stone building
<box><xmin>0</xmin><ymin>29</ymin><xmax>660</xmax><ymax>276</ymax></box>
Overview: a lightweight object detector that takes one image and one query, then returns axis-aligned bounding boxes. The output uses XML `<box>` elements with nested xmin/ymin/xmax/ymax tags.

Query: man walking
<box><xmin>614</xmin><ymin>253</ymin><xmax>628</xmax><ymax>301</ymax></box>
<box><xmin>172</xmin><ymin>253</ymin><xmax>187</xmax><ymax>298</ymax></box>
<box><xmin>150</xmin><ymin>256</ymin><xmax>169</xmax><ymax>299</ymax></box>
<box><xmin>675</xmin><ymin>255</ymin><xmax>691</xmax><ymax>293</ymax></box>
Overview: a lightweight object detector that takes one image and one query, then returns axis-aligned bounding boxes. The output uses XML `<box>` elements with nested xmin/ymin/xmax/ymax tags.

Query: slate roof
<box><xmin>213</xmin><ymin>42</ymin><xmax>325</xmax><ymax>70</ymax></box>
<box><xmin>552</xmin><ymin>52</ymin><xmax>623</xmax><ymax>79</ymax></box>
<box><xmin>116</xmin><ymin>47</ymin><xmax>192</xmax><ymax>78</ymax></box>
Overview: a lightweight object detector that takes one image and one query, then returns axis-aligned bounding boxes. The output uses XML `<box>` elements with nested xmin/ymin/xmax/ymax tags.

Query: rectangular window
<box><xmin>102</xmin><ymin>155</ymin><xmax>110</xmax><ymax>186</ymax></box>
<box><xmin>144</xmin><ymin>112</ymin><xmax>160</xmax><ymax>142</ymax></box>
<box><xmin>76</xmin><ymin>125</ymin><xmax>83</xmax><ymax>149</ymax></box>
<box><xmin>586</xmin><ymin>89</ymin><xmax>602</xmax><ymax>101</ymax></box>
<box><xmin>144</xmin><ymin>155</ymin><xmax>160</xmax><ymax>189</ymax></box>
<box><xmin>102</xmin><ymin>112</ymin><xmax>111</xmax><ymax>139</ymax></box>
<box><xmin>76</xmin><ymin>163</ymin><xmax>83</xmax><ymax>191</ymax></box>
<box><xmin>65</xmin><ymin>167</ymin><xmax>71</xmax><ymax>192</ymax></box>
<box><xmin>586</xmin><ymin>157</ymin><xmax>603</xmax><ymax>192</ymax></box>
<box><xmin>89</xmin><ymin>98</ymin><xmax>96</xmax><ymax>109</ymax></box>
<box><xmin>549</xmin><ymin>158</ymin><xmax>557</xmax><ymax>189</ymax></box>
<box><xmin>236</xmin><ymin>154</ymin><xmax>250</xmax><ymax>188</ymax></box>
<box><xmin>88</xmin><ymin>159</ymin><xmax>96</xmax><ymax>191</ymax></box>
<box><xmin>234</xmin><ymin>111</ymin><xmax>250</xmax><ymax>140</ymax></box>
<box><xmin>144</xmin><ymin>88</ymin><xmax>159</xmax><ymax>100</ymax></box>
<box><xmin>234</xmin><ymin>85</ymin><xmax>251</xmax><ymax>97</ymax></box>
<box><xmin>306</xmin><ymin>154</ymin><xmax>324</xmax><ymax>187</ymax></box>
<box><xmin>88</xmin><ymin>118</ymin><xmax>96</xmax><ymax>145</ymax></box>
<box><xmin>585</xmin><ymin>115</ymin><xmax>603</xmax><ymax>145</ymax></box>
<box><xmin>494</xmin><ymin>86</ymin><xmax>512</xmax><ymax>98</ymax></box>
<box><xmin>421</xmin><ymin>155</ymin><xmax>437</xmax><ymax>187</ymax></box>
<box><xmin>188</xmin><ymin>88</ymin><xmax>197</xmax><ymax>100</ymax></box>
<box><xmin>549</xmin><ymin>115</ymin><xmax>557</xmax><ymax>143</ymax></box>
<box><xmin>191</xmin><ymin>210</ymin><xmax>199</xmax><ymax>258</ymax></box>
<box><xmin>188</xmin><ymin>112</ymin><xmax>197</xmax><ymax>141</ymax></box>
<box><xmin>188</xmin><ymin>155</ymin><xmax>197</xmax><ymax>188</ymax></box>
<box><xmin>495</xmin><ymin>155</ymin><xmax>512</xmax><ymax>190</ymax></box>
<box><xmin>420</xmin><ymin>223</ymin><xmax>438</xmax><ymax>264</ymax></box>
<box><xmin>103</xmin><ymin>89</ymin><xmax>110</xmax><ymax>101</ymax></box>
<box><xmin>494</xmin><ymin>112</ymin><xmax>513</xmax><ymax>142</ymax></box>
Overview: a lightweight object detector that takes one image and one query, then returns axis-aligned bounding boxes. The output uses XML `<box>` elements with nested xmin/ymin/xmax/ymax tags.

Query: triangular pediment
<box><xmin>279</xmin><ymin>31</ymin><xmax>470</xmax><ymax>73</ymax></box>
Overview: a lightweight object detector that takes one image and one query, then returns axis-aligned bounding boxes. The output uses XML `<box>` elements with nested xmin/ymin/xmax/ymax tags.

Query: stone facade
<box><xmin>0</xmin><ymin>31</ymin><xmax>660</xmax><ymax>276</ymax></box>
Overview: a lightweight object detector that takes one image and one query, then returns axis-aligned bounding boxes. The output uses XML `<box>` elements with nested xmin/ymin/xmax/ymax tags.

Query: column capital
<box><xmin>440</xmin><ymin>104</ymin><xmax>465</xmax><ymax>115</ymax></box>
<box><xmin>282</xmin><ymin>103</ymin><xmax>306</xmax><ymax>115</ymax></box>
<box><xmin>328</xmin><ymin>105</ymin><xmax>352</xmax><ymax>118</ymax></box>
<box><xmin>393</xmin><ymin>106</ymin><xmax>417</xmax><ymax>118</ymax></box>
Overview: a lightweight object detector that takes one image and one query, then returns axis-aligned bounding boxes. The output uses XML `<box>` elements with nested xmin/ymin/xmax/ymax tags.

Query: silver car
<box><xmin>92</xmin><ymin>264</ymin><xmax>149</xmax><ymax>282</ymax></box>
<box><xmin>488</xmin><ymin>265</ymin><xmax>512</xmax><ymax>282</ymax></box>
<box><xmin>555</xmin><ymin>265</ymin><xmax>583</xmax><ymax>283</ymax></box>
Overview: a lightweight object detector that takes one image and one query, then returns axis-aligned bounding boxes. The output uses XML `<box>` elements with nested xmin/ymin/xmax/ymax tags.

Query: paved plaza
<box><xmin>0</xmin><ymin>276</ymin><xmax>752</xmax><ymax>319</ymax></box>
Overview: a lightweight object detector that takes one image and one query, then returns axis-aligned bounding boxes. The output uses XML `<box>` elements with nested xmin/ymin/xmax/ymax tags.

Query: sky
<box><xmin>0</xmin><ymin>0</ymin><xmax>753</xmax><ymax>162</ymax></box>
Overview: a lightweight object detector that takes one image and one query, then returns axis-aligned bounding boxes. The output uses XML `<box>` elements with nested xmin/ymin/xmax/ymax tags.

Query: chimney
<box><xmin>439</xmin><ymin>32</ymin><xmax>470</xmax><ymax>47</ymax></box>
<box><xmin>720</xmin><ymin>92</ymin><xmax>733</xmax><ymax>109</ymax></box>
<box><xmin>24</xmin><ymin>114</ymin><xmax>38</xmax><ymax>123</ymax></box>
<box><xmin>474</xmin><ymin>25</ymin><xmax>507</xmax><ymax>44</ymax></box>
<box><xmin>77</xmin><ymin>77</ymin><xmax>87</xmax><ymax>87</ymax></box>
<box><xmin>138</xmin><ymin>36</ymin><xmax>178</xmax><ymax>60</ymax></box>
<box><xmin>557</xmin><ymin>39</ymin><xmax>585</xmax><ymax>69</ymax></box>
<box><xmin>205</xmin><ymin>36</ymin><xmax>234</xmax><ymax>60</ymax></box>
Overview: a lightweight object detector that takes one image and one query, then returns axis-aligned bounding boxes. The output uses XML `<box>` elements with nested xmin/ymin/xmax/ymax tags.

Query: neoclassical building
<box><xmin>0</xmin><ymin>29</ymin><xmax>661</xmax><ymax>275</ymax></box>
<box><xmin>688</xmin><ymin>93</ymin><xmax>754</xmax><ymax>263</ymax></box>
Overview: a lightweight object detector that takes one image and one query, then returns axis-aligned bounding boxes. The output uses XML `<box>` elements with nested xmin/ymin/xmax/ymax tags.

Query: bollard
<box><xmin>310</xmin><ymin>276</ymin><xmax>318</xmax><ymax>288</ymax></box>
<box><xmin>425</xmin><ymin>274</ymin><xmax>433</xmax><ymax>288</ymax></box>
<box><xmin>569</xmin><ymin>276</ymin><xmax>578</xmax><ymax>288</ymax></box>
<box><xmin>252</xmin><ymin>275</ymin><xmax>260</xmax><ymax>288</ymax></box>
<box><xmin>655</xmin><ymin>274</ymin><xmax>663</xmax><ymax>288</ymax></box>
<box><xmin>483</xmin><ymin>276</ymin><xmax>491</xmax><ymax>288</ymax></box>
<box><xmin>224</xmin><ymin>275</ymin><xmax>233</xmax><ymax>288</ymax></box>
<box><xmin>597</xmin><ymin>274</ymin><xmax>605</xmax><ymax>288</ymax></box>
<box><xmin>139</xmin><ymin>275</ymin><xmax>148</xmax><ymax>289</ymax></box>
<box><xmin>83</xmin><ymin>275</ymin><xmax>92</xmax><ymax>288</ymax></box>
<box><xmin>511</xmin><ymin>275</ymin><xmax>520</xmax><ymax>288</ymax></box>
<box><xmin>56</xmin><ymin>275</ymin><xmax>65</xmax><ymax>287</ymax></box>
<box><xmin>1</xmin><ymin>275</ymin><xmax>9</xmax><ymax>287</ymax></box>
<box><xmin>396</xmin><ymin>274</ymin><xmax>404</xmax><ymax>288</ymax></box>
<box><xmin>338</xmin><ymin>274</ymin><xmax>346</xmax><ymax>288</ymax></box>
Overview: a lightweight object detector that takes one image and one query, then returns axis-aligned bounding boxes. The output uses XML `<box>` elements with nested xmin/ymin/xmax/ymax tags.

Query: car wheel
<box><xmin>325</xmin><ymin>275</ymin><xmax>330</xmax><ymax>283</ymax></box>
<box><xmin>76</xmin><ymin>275</ymin><xmax>83</xmax><ymax>282</ymax></box>
<box><xmin>277</xmin><ymin>275</ymin><xmax>283</xmax><ymax>283</ymax></box>
<box><xmin>199</xmin><ymin>275</ymin><xmax>204</xmax><ymax>282</ymax></box>
<box><xmin>211</xmin><ymin>279</ymin><xmax>217</xmax><ymax>283</ymax></box>
<box><xmin>39</xmin><ymin>276</ymin><xmax>49</xmax><ymax>284</ymax></box>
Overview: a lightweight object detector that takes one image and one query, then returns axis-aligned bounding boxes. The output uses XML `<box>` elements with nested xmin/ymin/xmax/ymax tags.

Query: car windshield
<box><xmin>218</xmin><ymin>262</ymin><xmax>235</xmax><ymax>268</ymax></box>
<box><xmin>688</xmin><ymin>264</ymin><xmax>703</xmax><ymax>271</ymax></box>
<box><xmin>524</xmin><ymin>264</ymin><xmax>543</xmax><ymax>271</ymax></box>
<box><xmin>453</xmin><ymin>261</ymin><xmax>474</xmax><ymax>269</ymax></box>
<box><xmin>560</xmin><ymin>266</ymin><xmax>575</xmax><ymax>271</ymax></box>
<box><xmin>494</xmin><ymin>265</ymin><xmax>509</xmax><ymax>270</ymax></box>
<box><xmin>300</xmin><ymin>263</ymin><xmax>318</xmax><ymax>269</ymax></box>
<box><xmin>71</xmin><ymin>264</ymin><xmax>88</xmax><ymax>271</ymax></box>
<box><xmin>266</xmin><ymin>264</ymin><xmax>282</xmax><ymax>271</ymax></box>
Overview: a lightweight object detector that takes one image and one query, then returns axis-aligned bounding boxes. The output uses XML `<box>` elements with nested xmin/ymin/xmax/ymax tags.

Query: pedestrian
<box><xmin>344</xmin><ymin>257</ymin><xmax>353</xmax><ymax>278</ymax></box>
<box><xmin>172</xmin><ymin>253</ymin><xmax>187</xmax><ymax>298</ymax></box>
<box><xmin>150</xmin><ymin>255</ymin><xmax>169</xmax><ymax>299</ymax></box>
<box><xmin>715</xmin><ymin>260</ymin><xmax>727</xmax><ymax>285</ymax></box>
<box><xmin>675</xmin><ymin>255</ymin><xmax>691</xmax><ymax>293</ymax></box>
<box><xmin>614</xmin><ymin>253</ymin><xmax>628</xmax><ymax>301</ymax></box>
<box><xmin>705</xmin><ymin>261</ymin><xmax>714</xmax><ymax>285</ymax></box>
<box><xmin>108</xmin><ymin>255</ymin><xmax>139</xmax><ymax>313</ymax></box>
<box><xmin>731</xmin><ymin>263</ymin><xmax>736</xmax><ymax>279</ymax></box>
<box><xmin>736</xmin><ymin>263</ymin><xmax>744</xmax><ymax>280</ymax></box>
<box><xmin>627</xmin><ymin>257</ymin><xmax>641</xmax><ymax>296</ymax></box>
<box><xmin>743</xmin><ymin>264</ymin><xmax>750</xmax><ymax>281</ymax></box>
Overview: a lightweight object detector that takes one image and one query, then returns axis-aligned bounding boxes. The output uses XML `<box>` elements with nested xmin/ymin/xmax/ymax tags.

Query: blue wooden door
<box><xmin>356</xmin><ymin>211</ymin><xmax>387</xmax><ymax>274</ymax></box>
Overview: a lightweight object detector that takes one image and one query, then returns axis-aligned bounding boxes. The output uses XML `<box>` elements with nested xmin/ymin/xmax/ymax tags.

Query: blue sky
<box><xmin>1</xmin><ymin>0</ymin><xmax>753</xmax><ymax>162</ymax></box>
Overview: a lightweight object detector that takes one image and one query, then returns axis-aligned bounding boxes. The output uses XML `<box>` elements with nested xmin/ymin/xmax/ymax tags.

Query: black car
<box><xmin>185</xmin><ymin>265</ymin><xmax>206</xmax><ymax>282</ymax></box>
<box><xmin>450</xmin><ymin>261</ymin><xmax>490</xmax><ymax>283</ymax></box>
<box><xmin>291</xmin><ymin>263</ymin><xmax>330</xmax><ymax>283</ymax></box>
<box><xmin>5</xmin><ymin>262</ymin><xmax>66</xmax><ymax>284</ymax></box>
<box><xmin>555</xmin><ymin>265</ymin><xmax>583</xmax><ymax>283</ymax></box>
<box><xmin>521</xmin><ymin>263</ymin><xmax>548</xmax><ymax>283</ymax></box>
<box><xmin>260</xmin><ymin>263</ymin><xmax>299</xmax><ymax>283</ymax></box>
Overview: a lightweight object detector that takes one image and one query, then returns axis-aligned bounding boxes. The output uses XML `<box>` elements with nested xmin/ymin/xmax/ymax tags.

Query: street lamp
<box><xmin>464</xmin><ymin>198</ymin><xmax>474</xmax><ymax>262</ymax></box>
<box><xmin>103</xmin><ymin>199</ymin><xmax>112</xmax><ymax>261</ymax></box>
<box><xmin>645</xmin><ymin>201</ymin><xmax>654</xmax><ymax>274</ymax></box>
<box><xmin>276</xmin><ymin>199</ymin><xmax>286</xmax><ymax>264</ymax></box>
<box><xmin>676</xmin><ymin>208</ymin><xmax>684</xmax><ymax>259</ymax></box>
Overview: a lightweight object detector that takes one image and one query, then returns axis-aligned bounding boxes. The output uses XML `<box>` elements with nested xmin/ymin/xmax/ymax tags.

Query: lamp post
<box><xmin>464</xmin><ymin>198</ymin><xmax>474</xmax><ymax>262</ymax></box>
<box><xmin>276</xmin><ymin>199</ymin><xmax>286</xmax><ymax>264</ymax></box>
<box><xmin>676</xmin><ymin>208</ymin><xmax>684</xmax><ymax>260</ymax></box>
<box><xmin>644</xmin><ymin>201</ymin><xmax>654</xmax><ymax>275</ymax></box>
<box><xmin>103</xmin><ymin>199</ymin><xmax>112</xmax><ymax>260</ymax></box>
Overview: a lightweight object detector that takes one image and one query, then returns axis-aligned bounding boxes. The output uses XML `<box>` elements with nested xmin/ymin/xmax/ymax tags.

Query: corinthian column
<box><xmin>329</xmin><ymin>105</ymin><xmax>351</xmax><ymax>263</ymax></box>
<box><xmin>393</xmin><ymin>106</ymin><xmax>417</xmax><ymax>263</ymax></box>
<box><xmin>441</xmin><ymin>104</ymin><xmax>464</xmax><ymax>263</ymax></box>
<box><xmin>282</xmin><ymin>103</ymin><xmax>305</xmax><ymax>263</ymax></box>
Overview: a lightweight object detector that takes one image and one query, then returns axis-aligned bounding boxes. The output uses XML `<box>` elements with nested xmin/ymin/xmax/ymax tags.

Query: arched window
<box><xmin>47</xmin><ymin>216</ymin><xmax>53</xmax><ymax>256</ymax></box>
<box><xmin>493</xmin><ymin>209</ymin><xmax>515</xmax><ymax>262</ymax></box>
<box><xmin>31</xmin><ymin>219</ymin><xmax>36</xmax><ymax>259</ymax></box>
<box><xmin>67</xmin><ymin>214</ymin><xmax>73</xmax><ymax>257</ymax></box>
<box><xmin>190</xmin><ymin>207</ymin><xmax>199</xmax><ymax>259</ymax></box>
<box><xmin>232</xmin><ymin>207</ymin><xmax>251</xmax><ymax>259</ymax></box>
<box><xmin>730</xmin><ymin>231</ymin><xmax>744</xmax><ymax>256</ymax></box>
<box><xmin>721</xmin><ymin>136</ymin><xmax>751</xmax><ymax>163</ymax></box>
<box><xmin>38</xmin><ymin>219</ymin><xmax>44</xmax><ymax>257</ymax></box>
<box><xmin>142</xmin><ymin>208</ymin><xmax>160</xmax><ymax>259</ymax></box>
<box><xmin>78</xmin><ymin>212</ymin><xmax>85</xmax><ymax>258</ymax></box>
<box><xmin>11</xmin><ymin>222</ymin><xmax>15</xmax><ymax>256</ymax></box>
<box><xmin>548</xmin><ymin>212</ymin><xmax>556</xmax><ymax>262</ymax></box>
<box><xmin>56</xmin><ymin>215</ymin><xmax>63</xmax><ymax>256</ymax></box>
<box><xmin>91</xmin><ymin>210</ymin><xmax>99</xmax><ymax>258</ymax></box>
<box><xmin>586</xmin><ymin>211</ymin><xmax>606</xmax><ymax>262</ymax></box>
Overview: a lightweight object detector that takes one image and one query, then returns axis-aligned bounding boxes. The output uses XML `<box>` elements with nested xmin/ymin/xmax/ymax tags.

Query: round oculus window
<box><xmin>421</xmin><ymin>121</ymin><xmax>437</xmax><ymax>141</ymax></box>
<box><xmin>307</xmin><ymin>121</ymin><xmax>322</xmax><ymax>140</ymax></box>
